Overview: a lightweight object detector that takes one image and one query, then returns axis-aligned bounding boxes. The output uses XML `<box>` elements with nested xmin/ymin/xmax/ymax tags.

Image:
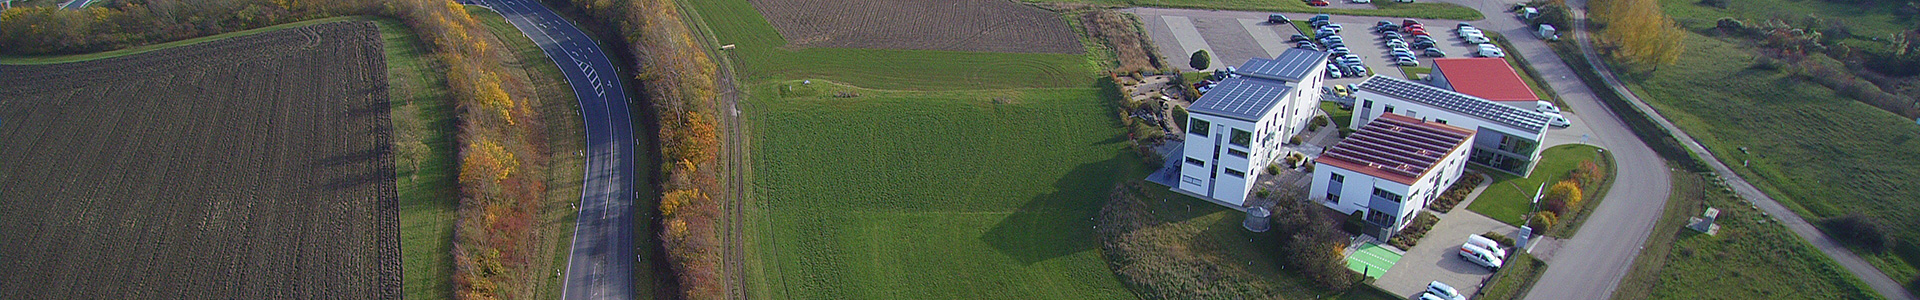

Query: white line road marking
<box><xmin>1238</xmin><ymin>18</ymin><xmax>1289</xmax><ymax>59</ymax></box>
<box><xmin>1161</xmin><ymin>15</ymin><xmax>1216</xmax><ymax>71</ymax></box>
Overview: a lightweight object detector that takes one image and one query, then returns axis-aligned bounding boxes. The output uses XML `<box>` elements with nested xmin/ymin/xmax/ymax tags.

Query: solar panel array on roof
<box><xmin>1235</xmin><ymin>48</ymin><xmax>1328</xmax><ymax>82</ymax></box>
<box><xmin>1358</xmin><ymin>76</ymin><xmax>1549</xmax><ymax>132</ymax></box>
<box><xmin>1320</xmin><ymin>115</ymin><xmax>1474</xmax><ymax>183</ymax></box>
<box><xmin>1187</xmin><ymin>77</ymin><xmax>1293</xmax><ymax>122</ymax></box>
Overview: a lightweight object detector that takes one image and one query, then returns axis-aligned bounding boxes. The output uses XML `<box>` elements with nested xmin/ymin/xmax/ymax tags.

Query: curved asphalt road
<box><xmin>60</xmin><ymin>0</ymin><xmax>95</xmax><ymax>9</ymax></box>
<box><xmin>470</xmin><ymin>0</ymin><xmax>637</xmax><ymax>299</ymax></box>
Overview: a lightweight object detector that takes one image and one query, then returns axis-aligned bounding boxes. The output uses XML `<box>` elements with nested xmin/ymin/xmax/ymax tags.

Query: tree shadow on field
<box><xmin>981</xmin><ymin>153</ymin><xmax>1127</xmax><ymax>265</ymax></box>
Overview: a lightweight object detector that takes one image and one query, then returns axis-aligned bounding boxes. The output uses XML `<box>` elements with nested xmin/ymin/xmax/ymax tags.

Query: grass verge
<box><xmin>470</xmin><ymin>7</ymin><xmax>591</xmax><ymax>299</ymax></box>
<box><xmin>1609</xmin><ymin>168</ymin><xmax>1882</xmax><ymax>299</ymax></box>
<box><xmin>382</xmin><ymin>17</ymin><xmax>458</xmax><ymax>300</ymax></box>
<box><xmin>0</xmin><ymin>16</ymin><xmax>378</xmax><ymax>65</ymax></box>
<box><xmin>1464</xmin><ymin>144</ymin><xmax>1611</xmax><ymax>233</ymax></box>
<box><xmin>1320</xmin><ymin>101</ymin><xmax>1353</xmax><ymax>131</ymax></box>
<box><xmin>1473</xmin><ymin>252</ymin><xmax>1547</xmax><ymax>300</ymax></box>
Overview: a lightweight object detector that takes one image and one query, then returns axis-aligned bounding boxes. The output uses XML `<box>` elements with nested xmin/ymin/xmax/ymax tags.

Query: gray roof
<box><xmin>1235</xmin><ymin>48</ymin><xmax>1329</xmax><ymax>82</ymax></box>
<box><xmin>1188</xmin><ymin>77</ymin><xmax>1294</xmax><ymax>122</ymax></box>
<box><xmin>1358</xmin><ymin>76</ymin><xmax>1549</xmax><ymax>132</ymax></box>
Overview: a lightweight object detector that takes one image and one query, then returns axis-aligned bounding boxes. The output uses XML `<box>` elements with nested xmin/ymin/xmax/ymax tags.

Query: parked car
<box><xmin>1375</xmin><ymin>24</ymin><xmax>1401</xmax><ymax>33</ymax></box>
<box><xmin>1313</xmin><ymin>19</ymin><xmax>1331</xmax><ymax>27</ymax></box>
<box><xmin>1321</xmin><ymin>35</ymin><xmax>1344</xmax><ymax>43</ymax></box>
<box><xmin>1376</xmin><ymin>20</ymin><xmax>1394</xmax><ymax>27</ymax></box>
<box><xmin>1296</xmin><ymin>41</ymin><xmax>1317</xmax><ymax>49</ymax></box>
<box><xmin>1419</xmin><ymin>293</ymin><xmax>1448</xmax><ymax>300</ymax></box>
<box><xmin>1413</xmin><ymin>35</ymin><xmax>1438</xmax><ymax>43</ymax></box>
<box><xmin>1296</xmin><ymin>43</ymin><xmax>1319</xmax><ymax>50</ymax></box>
<box><xmin>1309</xmin><ymin>0</ymin><xmax>1330</xmax><ymax>6</ymax></box>
<box><xmin>1321</xmin><ymin>23</ymin><xmax>1344</xmax><ymax>32</ymax></box>
<box><xmin>1466</xmin><ymin>235</ymin><xmax>1509</xmax><ymax>258</ymax></box>
<box><xmin>1542</xmin><ymin>111</ymin><xmax>1572</xmax><ymax>127</ymax></box>
<box><xmin>1290</xmin><ymin>34</ymin><xmax>1311</xmax><ymax>42</ymax></box>
<box><xmin>1327</xmin><ymin>64</ymin><xmax>1345</xmax><ymax>78</ymax></box>
<box><xmin>1411</xmin><ymin>29</ymin><xmax>1431</xmax><ymax>37</ymax></box>
<box><xmin>1536</xmin><ymin>100</ymin><xmax>1562</xmax><ymax>114</ymax></box>
<box><xmin>1269</xmin><ymin>14</ymin><xmax>1292</xmax><ymax>24</ymax></box>
<box><xmin>1403</xmin><ymin>19</ymin><xmax>1423</xmax><ymax>28</ymax></box>
<box><xmin>1457</xmin><ymin>22</ymin><xmax>1474</xmax><ymax>29</ymax></box>
<box><xmin>1338</xmin><ymin>55</ymin><xmax>1362</xmax><ymax>64</ymax></box>
<box><xmin>1423</xmin><ymin>48</ymin><xmax>1447</xmax><ymax>57</ymax></box>
<box><xmin>1457</xmin><ymin>27</ymin><xmax>1480</xmax><ymax>35</ymax></box>
<box><xmin>1346</xmin><ymin>64</ymin><xmax>1368</xmax><ymax>76</ymax></box>
<box><xmin>1396</xmin><ymin>0</ymin><xmax>1413</xmax><ymax>3</ymax></box>
<box><xmin>1427</xmin><ymin>281</ymin><xmax>1468</xmax><ymax>300</ymax></box>
<box><xmin>1310</xmin><ymin>14</ymin><xmax>1332</xmax><ymax>23</ymax></box>
<box><xmin>1396</xmin><ymin>56</ymin><xmax>1419</xmax><ymax>66</ymax></box>
<box><xmin>1352</xmin><ymin>0</ymin><xmax>1371</xmax><ymax>3</ymax></box>
<box><xmin>1459</xmin><ymin>244</ymin><xmax>1505</xmax><ymax>270</ymax></box>
<box><xmin>1478</xmin><ymin>44</ymin><xmax>1506</xmax><ymax>57</ymax></box>
<box><xmin>1330</xmin><ymin>47</ymin><xmax>1351</xmax><ymax>55</ymax></box>
<box><xmin>1464</xmin><ymin>34</ymin><xmax>1490</xmax><ymax>44</ymax></box>
<box><xmin>1382</xmin><ymin>31</ymin><xmax>1403</xmax><ymax>40</ymax></box>
<box><xmin>1317</xmin><ymin>28</ymin><xmax>1339</xmax><ymax>37</ymax></box>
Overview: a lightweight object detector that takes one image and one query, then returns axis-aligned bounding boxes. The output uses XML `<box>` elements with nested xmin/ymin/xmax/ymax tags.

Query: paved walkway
<box><xmin>1547</xmin><ymin>0</ymin><xmax>1917</xmax><ymax>298</ymax></box>
<box><xmin>1375</xmin><ymin>173</ymin><xmax>1517</xmax><ymax>298</ymax></box>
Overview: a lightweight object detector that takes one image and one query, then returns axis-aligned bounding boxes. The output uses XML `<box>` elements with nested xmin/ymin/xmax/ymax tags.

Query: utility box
<box><xmin>1536</xmin><ymin>24</ymin><xmax>1559</xmax><ymax>41</ymax></box>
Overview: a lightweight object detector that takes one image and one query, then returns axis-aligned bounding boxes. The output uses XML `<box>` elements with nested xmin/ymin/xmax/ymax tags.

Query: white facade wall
<box><xmin>1350</xmin><ymin>89</ymin><xmax>1548</xmax><ymax>174</ymax></box>
<box><xmin>1307</xmin><ymin>133</ymin><xmax>1473</xmax><ymax>235</ymax></box>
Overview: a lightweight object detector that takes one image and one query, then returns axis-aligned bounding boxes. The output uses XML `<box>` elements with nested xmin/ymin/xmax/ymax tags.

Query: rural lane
<box><xmin>1414</xmin><ymin>0</ymin><xmax>1679</xmax><ymax>298</ymax></box>
<box><xmin>1556</xmin><ymin>0</ymin><xmax>1919</xmax><ymax>298</ymax></box>
<box><xmin>471</xmin><ymin>0</ymin><xmax>639</xmax><ymax>299</ymax></box>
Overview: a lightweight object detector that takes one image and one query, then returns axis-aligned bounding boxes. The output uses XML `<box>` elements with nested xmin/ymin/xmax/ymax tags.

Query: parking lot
<box><xmin>1130</xmin><ymin>8</ymin><xmax>1500</xmax><ymax>88</ymax></box>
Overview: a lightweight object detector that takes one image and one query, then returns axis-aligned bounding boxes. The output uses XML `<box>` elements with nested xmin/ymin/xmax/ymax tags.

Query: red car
<box><xmin>1308</xmin><ymin>0</ymin><xmax>1330</xmax><ymax>6</ymax></box>
<box><xmin>1402</xmin><ymin>19</ymin><xmax>1423</xmax><ymax>28</ymax></box>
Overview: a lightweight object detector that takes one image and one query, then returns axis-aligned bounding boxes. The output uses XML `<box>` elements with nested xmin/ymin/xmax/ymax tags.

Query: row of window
<box><xmin>1188</xmin><ymin>117</ymin><xmax>1257</xmax><ymax>148</ymax></box>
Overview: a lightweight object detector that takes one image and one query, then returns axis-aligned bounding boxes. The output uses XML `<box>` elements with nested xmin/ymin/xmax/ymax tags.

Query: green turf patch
<box><xmin>1465</xmin><ymin>144</ymin><xmax>1609</xmax><ymax>227</ymax></box>
<box><xmin>1345</xmin><ymin>243</ymin><xmax>1401</xmax><ymax>279</ymax></box>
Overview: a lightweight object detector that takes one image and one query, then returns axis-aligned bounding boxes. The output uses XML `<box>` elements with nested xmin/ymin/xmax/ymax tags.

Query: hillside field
<box><xmin>1619</xmin><ymin>0</ymin><xmax>1920</xmax><ymax>290</ymax></box>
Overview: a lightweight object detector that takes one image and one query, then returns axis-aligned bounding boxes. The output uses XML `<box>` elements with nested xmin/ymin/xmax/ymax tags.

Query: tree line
<box><xmin>4</xmin><ymin>1</ymin><xmax>561</xmax><ymax>299</ymax></box>
<box><xmin>1590</xmin><ymin>0</ymin><xmax>1688</xmax><ymax>69</ymax></box>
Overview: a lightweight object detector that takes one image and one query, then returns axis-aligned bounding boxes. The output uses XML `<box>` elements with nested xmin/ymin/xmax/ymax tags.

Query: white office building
<box><xmin>1174</xmin><ymin>49</ymin><xmax>1328</xmax><ymax>207</ymax></box>
<box><xmin>1349</xmin><ymin>76</ymin><xmax>1552</xmax><ymax>175</ymax></box>
<box><xmin>1311</xmin><ymin>114</ymin><xmax>1475</xmax><ymax>239</ymax></box>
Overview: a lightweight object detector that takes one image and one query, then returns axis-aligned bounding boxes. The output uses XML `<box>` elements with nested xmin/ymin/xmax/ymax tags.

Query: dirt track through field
<box><xmin>750</xmin><ymin>0</ymin><xmax>1082</xmax><ymax>53</ymax></box>
<box><xmin>0</xmin><ymin>21</ymin><xmax>400</xmax><ymax>299</ymax></box>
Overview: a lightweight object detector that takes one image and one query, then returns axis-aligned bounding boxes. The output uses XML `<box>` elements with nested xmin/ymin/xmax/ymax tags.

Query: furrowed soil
<box><xmin>0</xmin><ymin>21</ymin><xmax>400</xmax><ymax>299</ymax></box>
<box><xmin>749</xmin><ymin>0</ymin><xmax>1083</xmax><ymax>54</ymax></box>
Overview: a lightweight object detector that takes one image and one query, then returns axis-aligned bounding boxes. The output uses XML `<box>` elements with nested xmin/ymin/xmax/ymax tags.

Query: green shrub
<box><xmin>1258</xmin><ymin>188</ymin><xmax>1272</xmax><ymax>199</ymax></box>
<box><xmin>1312</xmin><ymin>115</ymin><xmax>1329</xmax><ymax>128</ymax></box>
<box><xmin>1820</xmin><ymin>212</ymin><xmax>1892</xmax><ymax>252</ymax></box>
<box><xmin>1190</xmin><ymin>50</ymin><xmax>1211</xmax><ymax>70</ymax></box>
<box><xmin>1171</xmin><ymin>106</ymin><xmax>1189</xmax><ymax>127</ymax></box>
<box><xmin>1267</xmin><ymin>164</ymin><xmax>1281</xmax><ymax>175</ymax></box>
<box><xmin>1289</xmin><ymin>135</ymin><xmax>1304</xmax><ymax>145</ymax></box>
<box><xmin>1530</xmin><ymin>211</ymin><xmax>1558</xmax><ymax>229</ymax></box>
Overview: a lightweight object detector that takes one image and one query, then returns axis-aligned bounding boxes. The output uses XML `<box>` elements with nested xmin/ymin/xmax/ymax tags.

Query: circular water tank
<box><xmin>1243</xmin><ymin>207</ymin><xmax>1272</xmax><ymax>232</ymax></box>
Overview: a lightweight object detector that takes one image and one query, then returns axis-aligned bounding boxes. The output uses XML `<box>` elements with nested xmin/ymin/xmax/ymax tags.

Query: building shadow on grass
<box><xmin>981</xmin><ymin>154</ymin><xmax>1122</xmax><ymax>265</ymax></box>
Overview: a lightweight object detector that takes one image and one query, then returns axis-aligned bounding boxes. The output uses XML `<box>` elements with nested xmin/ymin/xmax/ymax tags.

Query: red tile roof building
<box><xmin>1430</xmin><ymin>58</ymin><xmax>1539</xmax><ymax>105</ymax></box>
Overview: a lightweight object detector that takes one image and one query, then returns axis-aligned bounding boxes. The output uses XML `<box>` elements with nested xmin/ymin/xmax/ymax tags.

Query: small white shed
<box><xmin>1536</xmin><ymin>24</ymin><xmax>1559</xmax><ymax>41</ymax></box>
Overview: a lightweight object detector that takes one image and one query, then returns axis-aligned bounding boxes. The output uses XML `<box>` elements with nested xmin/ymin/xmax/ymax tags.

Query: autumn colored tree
<box><xmin>1548</xmin><ymin>179</ymin><xmax>1584</xmax><ymax>208</ymax></box>
<box><xmin>1591</xmin><ymin>0</ymin><xmax>1687</xmax><ymax>68</ymax></box>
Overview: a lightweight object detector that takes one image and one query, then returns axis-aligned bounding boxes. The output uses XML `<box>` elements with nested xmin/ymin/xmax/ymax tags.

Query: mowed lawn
<box><xmin>1466</xmin><ymin>144</ymin><xmax>1608</xmax><ymax>227</ymax></box>
<box><xmin>1609</xmin><ymin>26</ymin><xmax>1920</xmax><ymax>284</ymax></box>
<box><xmin>744</xmin><ymin>81</ymin><xmax>1136</xmax><ymax>299</ymax></box>
<box><xmin>381</xmin><ymin>17</ymin><xmax>459</xmax><ymax>300</ymax></box>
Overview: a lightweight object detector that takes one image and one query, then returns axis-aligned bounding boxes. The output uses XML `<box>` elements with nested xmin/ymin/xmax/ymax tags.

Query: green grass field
<box><xmin>1022</xmin><ymin>0</ymin><xmax>1485</xmax><ymax>20</ymax></box>
<box><xmin>1320</xmin><ymin>101</ymin><xmax>1353</xmax><ymax>130</ymax></box>
<box><xmin>1465</xmin><ymin>144</ymin><xmax>1609</xmax><ymax>227</ymax></box>
<box><xmin>744</xmin><ymin>80</ymin><xmax>1137</xmax><ymax>298</ymax></box>
<box><xmin>1602</xmin><ymin>16</ymin><xmax>1920</xmax><ymax>286</ymax></box>
<box><xmin>683</xmin><ymin>0</ymin><xmax>1165</xmax><ymax>297</ymax></box>
<box><xmin>380</xmin><ymin>17</ymin><xmax>460</xmax><ymax>300</ymax></box>
<box><xmin>1610</xmin><ymin>169</ymin><xmax>1882</xmax><ymax>300</ymax></box>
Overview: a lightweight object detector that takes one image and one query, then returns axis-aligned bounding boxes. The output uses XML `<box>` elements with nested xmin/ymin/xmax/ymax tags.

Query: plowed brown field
<box><xmin>750</xmin><ymin>0</ymin><xmax>1082</xmax><ymax>53</ymax></box>
<box><xmin>0</xmin><ymin>21</ymin><xmax>400</xmax><ymax>299</ymax></box>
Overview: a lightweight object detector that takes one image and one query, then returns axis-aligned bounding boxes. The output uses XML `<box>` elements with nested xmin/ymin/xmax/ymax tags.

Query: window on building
<box><xmin>1327</xmin><ymin>193</ymin><xmax>1341</xmax><ymax>203</ymax></box>
<box><xmin>1372</xmin><ymin>188</ymin><xmax>1403</xmax><ymax>202</ymax></box>
<box><xmin>1362</xmin><ymin>100</ymin><xmax>1373</xmax><ymax>108</ymax></box>
<box><xmin>1225</xmin><ymin>168</ymin><xmax>1246</xmax><ymax>178</ymax></box>
<box><xmin>1384</xmin><ymin>105</ymin><xmax>1396</xmax><ymax>114</ymax></box>
<box><xmin>1230</xmin><ymin>129</ymin><xmax>1251</xmax><ymax>147</ymax></box>
<box><xmin>1185</xmin><ymin>157</ymin><xmax>1204</xmax><ymax>166</ymax></box>
<box><xmin>1188</xmin><ymin>118</ymin><xmax>1210</xmax><ymax>136</ymax></box>
<box><xmin>1366</xmin><ymin>209</ymin><xmax>1396</xmax><ymax>225</ymax></box>
<box><xmin>1331</xmin><ymin>173</ymin><xmax>1345</xmax><ymax>183</ymax></box>
<box><xmin>1228</xmin><ymin>148</ymin><xmax>1248</xmax><ymax>158</ymax></box>
<box><xmin>1436</xmin><ymin>119</ymin><xmax>1448</xmax><ymax>124</ymax></box>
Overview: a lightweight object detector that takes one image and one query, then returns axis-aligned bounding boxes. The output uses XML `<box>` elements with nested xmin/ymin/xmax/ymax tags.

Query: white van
<box><xmin>1459</xmin><ymin>244</ymin><xmax>1504</xmax><ymax>270</ymax></box>
<box><xmin>1426</xmin><ymin>281</ymin><xmax>1468</xmax><ymax>300</ymax></box>
<box><xmin>1466</xmin><ymin>235</ymin><xmax>1508</xmax><ymax>258</ymax></box>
